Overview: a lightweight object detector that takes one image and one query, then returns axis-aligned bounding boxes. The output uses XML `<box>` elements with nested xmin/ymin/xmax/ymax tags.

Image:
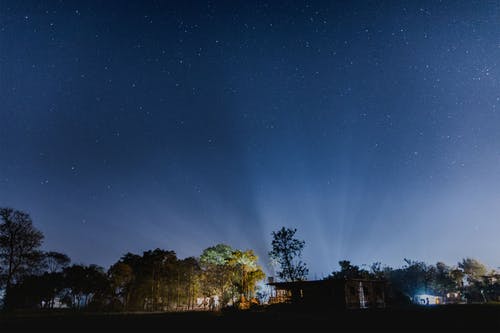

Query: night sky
<box><xmin>1</xmin><ymin>0</ymin><xmax>500</xmax><ymax>277</ymax></box>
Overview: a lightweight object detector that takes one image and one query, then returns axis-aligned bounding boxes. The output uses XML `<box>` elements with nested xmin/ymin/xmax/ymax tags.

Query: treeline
<box><xmin>327</xmin><ymin>259</ymin><xmax>500</xmax><ymax>303</ymax></box>
<box><xmin>267</xmin><ymin>227</ymin><xmax>499</xmax><ymax>304</ymax></box>
<box><xmin>0</xmin><ymin>208</ymin><xmax>265</xmax><ymax>311</ymax></box>
<box><xmin>2</xmin><ymin>208</ymin><xmax>499</xmax><ymax>311</ymax></box>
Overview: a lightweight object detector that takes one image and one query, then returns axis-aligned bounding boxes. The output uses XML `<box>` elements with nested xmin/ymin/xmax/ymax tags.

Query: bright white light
<box><xmin>414</xmin><ymin>294</ymin><xmax>442</xmax><ymax>305</ymax></box>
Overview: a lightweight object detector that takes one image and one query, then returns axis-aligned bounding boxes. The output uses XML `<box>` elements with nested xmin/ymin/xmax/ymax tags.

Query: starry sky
<box><xmin>1</xmin><ymin>0</ymin><xmax>500</xmax><ymax>277</ymax></box>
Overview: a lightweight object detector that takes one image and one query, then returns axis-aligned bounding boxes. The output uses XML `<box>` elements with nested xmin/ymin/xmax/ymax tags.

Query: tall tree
<box><xmin>268</xmin><ymin>227</ymin><xmax>308</xmax><ymax>282</ymax></box>
<box><xmin>176</xmin><ymin>257</ymin><xmax>201</xmax><ymax>310</ymax></box>
<box><xmin>113</xmin><ymin>250</ymin><xmax>188</xmax><ymax>311</ymax></box>
<box><xmin>0</xmin><ymin>208</ymin><xmax>44</xmax><ymax>308</ymax></box>
<box><xmin>449</xmin><ymin>268</ymin><xmax>465</xmax><ymax>289</ymax></box>
<box><xmin>229</xmin><ymin>249</ymin><xmax>265</xmax><ymax>300</ymax></box>
<box><xmin>458</xmin><ymin>258</ymin><xmax>488</xmax><ymax>283</ymax></box>
<box><xmin>434</xmin><ymin>262</ymin><xmax>456</xmax><ymax>295</ymax></box>
<box><xmin>200</xmin><ymin>244</ymin><xmax>235</xmax><ymax>305</ymax></box>
<box><xmin>62</xmin><ymin>264</ymin><xmax>109</xmax><ymax>309</ymax></box>
<box><xmin>458</xmin><ymin>258</ymin><xmax>490</xmax><ymax>302</ymax></box>
<box><xmin>141</xmin><ymin>249</ymin><xmax>178</xmax><ymax>311</ymax></box>
<box><xmin>108</xmin><ymin>262</ymin><xmax>134</xmax><ymax>310</ymax></box>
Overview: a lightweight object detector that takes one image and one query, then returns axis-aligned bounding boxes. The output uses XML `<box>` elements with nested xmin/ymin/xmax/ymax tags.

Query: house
<box><xmin>268</xmin><ymin>278</ymin><xmax>386</xmax><ymax>309</ymax></box>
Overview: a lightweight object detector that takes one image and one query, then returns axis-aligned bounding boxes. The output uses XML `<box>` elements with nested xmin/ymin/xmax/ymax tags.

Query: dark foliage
<box><xmin>269</xmin><ymin>227</ymin><xmax>308</xmax><ymax>282</ymax></box>
<box><xmin>2</xmin><ymin>207</ymin><xmax>499</xmax><ymax>315</ymax></box>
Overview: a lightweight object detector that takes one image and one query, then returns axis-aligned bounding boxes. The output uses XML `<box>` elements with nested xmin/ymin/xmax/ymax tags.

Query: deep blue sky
<box><xmin>1</xmin><ymin>0</ymin><xmax>500</xmax><ymax>277</ymax></box>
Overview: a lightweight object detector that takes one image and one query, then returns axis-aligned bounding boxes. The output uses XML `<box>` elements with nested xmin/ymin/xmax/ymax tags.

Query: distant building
<box><xmin>268</xmin><ymin>278</ymin><xmax>387</xmax><ymax>309</ymax></box>
<box><xmin>413</xmin><ymin>294</ymin><xmax>443</xmax><ymax>305</ymax></box>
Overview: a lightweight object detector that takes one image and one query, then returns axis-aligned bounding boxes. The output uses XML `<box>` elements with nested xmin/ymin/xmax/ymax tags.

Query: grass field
<box><xmin>1</xmin><ymin>304</ymin><xmax>499</xmax><ymax>332</ymax></box>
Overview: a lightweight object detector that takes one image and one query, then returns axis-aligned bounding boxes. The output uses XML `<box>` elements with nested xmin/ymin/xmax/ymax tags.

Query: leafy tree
<box><xmin>39</xmin><ymin>272</ymin><xmax>66</xmax><ymax>308</ymax></box>
<box><xmin>458</xmin><ymin>258</ymin><xmax>488</xmax><ymax>283</ymax></box>
<box><xmin>110</xmin><ymin>249</ymin><xmax>201</xmax><ymax>311</ymax></box>
<box><xmin>200</xmin><ymin>244</ymin><xmax>235</xmax><ymax>304</ymax></box>
<box><xmin>43</xmin><ymin>251</ymin><xmax>71</xmax><ymax>273</ymax></box>
<box><xmin>141</xmin><ymin>249</ymin><xmax>178</xmax><ymax>311</ymax></box>
<box><xmin>175</xmin><ymin>257</ymin><xmax>201</xmax><ymax>310</ymax></box>
<box><xmin>199</xmin><ymin>245</ymin><xmax>265</xmax><ymax>308</ymax></box>
<box><xmin>0</xmin><ymin>208</ymin><xmax>44</xmax><ymax>309</ymax></box>
<box><xmin>108</xmin><ymin>262</ymin><xmax>134</xmax><ymax>310</ymax></box>
<box><xmin>229</xmin><ymin>249</ymin><xmax>265</xmax><ymax>300</ymax></box>
<box><xmin>269</xmin><ymin>227</ymin><xmax>308</xmax><ymax>282</ymax></box>
<box><xmin>200</xmin><ymin>244</ymin><xmax>233</xmax><ymax>266</ymax></box>
<box><xmin>369</xmin><ymin>262</ymin><xmax>384</xmax><ymax>279</ymax></box>
<box><xmin>328</xmin><ymin>260</ymin><xmax>371</xmax><ymax>279</ymax></box>
<box><xmin>9</xmin><ymin>272</ymin><xmax>66</xmax><ymax>309</ymax></box>
<box><xmin>449</xmin><ymin>268</ymin><xmax>465</xmax><ymax>289</ymax></box>
<box><xmin>433</xmin><ymin>262</ymin><xmax>456</xmax><ymax>295</ymax></box>
<box><xmin>457</xmin><ymin>258</ymin><xmax>490</xmax><ymax>302</ymax></box>
<box><xmin>62</xmin><ymin>264</ymin><xmax>109</xmax><ymax>309</ymax></box>
<box><xmin>385</xmin><ymin>259</ymin><xmax>434</xmax><ymax>298</ymax></box>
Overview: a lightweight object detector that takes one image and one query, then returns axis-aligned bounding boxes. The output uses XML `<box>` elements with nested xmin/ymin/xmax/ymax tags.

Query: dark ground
<box><xmin>1</xmin><ymin>304</ymin><xmax>499</xmax><ymax>333</ymax></box>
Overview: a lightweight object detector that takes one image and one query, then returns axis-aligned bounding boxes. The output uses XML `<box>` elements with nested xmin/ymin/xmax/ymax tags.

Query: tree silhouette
<box><xmin>0</xmin><ymin>207</ymin><xmax>44</xmax><ymax>309</ymax></box>
<box><xmin>62</xmin><ymin>264</ymin><xmax>108</xmax><ymax>309</ymax></box>
<box><xmin>9</xmin><ymin>272</ymin><xmax>66</xmax><ymax>309</ymax></box>
<box><xmin>269</xmin><ymin>227</ymin><xmax>308</xmax><ymax>282</ymax></box>
<box><xmin>108</xmin><ymin>262</ymin><xmax>134</xmax><ymax>310</ymax></box>
<box><xmin>43</xmin><ymin>251</ymin><xmax>70</xmax><ymax>273</ymax></box>
<box><xmin>328</xmin><ymin>260</ymin><xmax>371</xmax><ymax>279</ymax></box>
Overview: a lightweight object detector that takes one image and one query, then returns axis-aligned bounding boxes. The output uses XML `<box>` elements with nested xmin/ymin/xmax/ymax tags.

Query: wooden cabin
<box><xmin>268</xmin><ymin>278</ymin><xmax>386</xmax><ymax>309</ymax></box>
